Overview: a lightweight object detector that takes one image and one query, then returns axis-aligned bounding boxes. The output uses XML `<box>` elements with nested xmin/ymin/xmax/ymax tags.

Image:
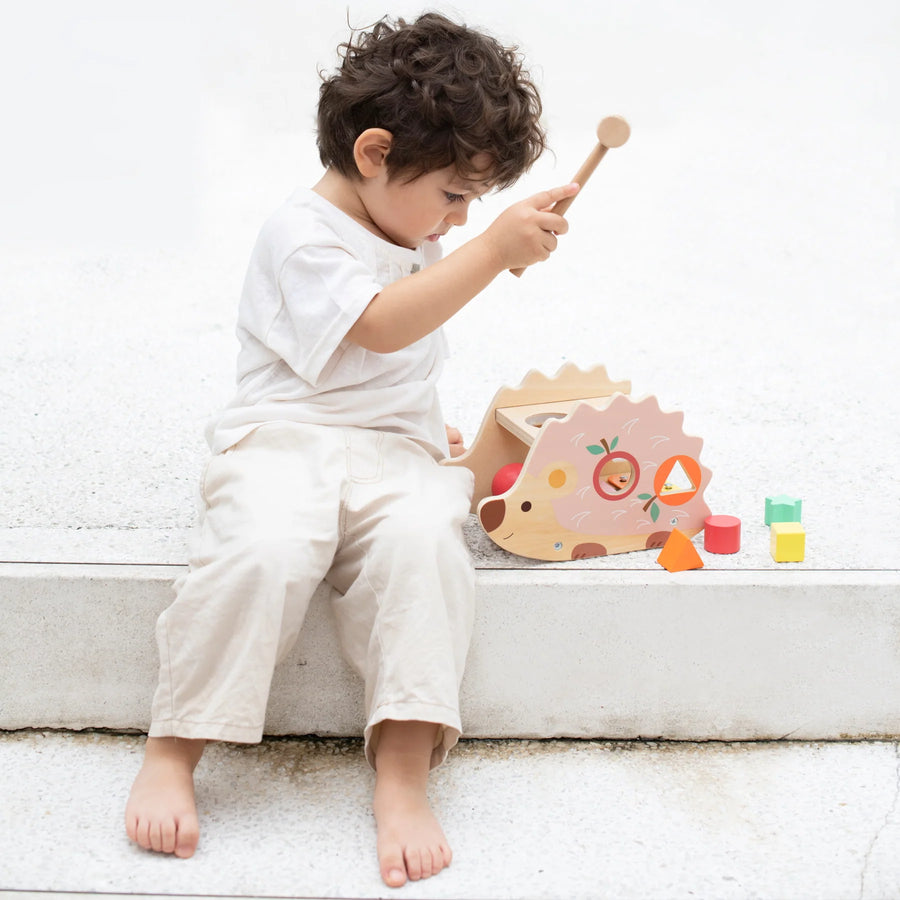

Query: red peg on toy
<box><xmin>704</xmin><ymin>515</ymin><xmax>741</xmax><ymax>554</ymax></box>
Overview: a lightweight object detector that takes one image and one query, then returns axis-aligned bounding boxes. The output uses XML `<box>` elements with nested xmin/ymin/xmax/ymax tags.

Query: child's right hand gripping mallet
<box><xmin>510</xmin><ymin>114</ymin><xmax>631</xmax><ymax>277</ymax></box>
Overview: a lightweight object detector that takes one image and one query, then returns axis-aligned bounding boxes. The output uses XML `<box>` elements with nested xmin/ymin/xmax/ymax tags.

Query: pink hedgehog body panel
<box><xmin>477</xmin><ymin>395</ymin><xmax>712</xmax><ymax>561</ymax></box>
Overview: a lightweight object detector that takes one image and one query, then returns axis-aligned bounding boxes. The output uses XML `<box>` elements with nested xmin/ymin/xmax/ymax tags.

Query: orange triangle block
<box><xmin>657</xmin><ymin>528</ymin><xmax>704</xmax><ymax>573</ymax></box>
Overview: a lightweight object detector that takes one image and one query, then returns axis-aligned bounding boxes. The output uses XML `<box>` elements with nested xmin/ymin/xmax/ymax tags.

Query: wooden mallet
<box><xmin>511</xmin><ymin>114</ymin><xmax>630</xmax><ymax>277</ymax></box>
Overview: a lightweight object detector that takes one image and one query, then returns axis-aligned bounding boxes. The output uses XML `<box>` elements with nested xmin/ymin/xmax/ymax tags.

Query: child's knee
<box><xmin>379</xmin><ymin>513</ymin><xmax>469</xmax><ymax>574</ymax></box>
<box><xmin>189</xmin><ymin>532</ymin><xmax>332</xmax><ymax>605</ymax></box>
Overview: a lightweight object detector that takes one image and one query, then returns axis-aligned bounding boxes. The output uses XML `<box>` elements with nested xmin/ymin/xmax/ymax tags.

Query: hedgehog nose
<box><xmin>480</xmin><ymin>498</ymin><xmax>506</xmax><ymax>533</ymax></box>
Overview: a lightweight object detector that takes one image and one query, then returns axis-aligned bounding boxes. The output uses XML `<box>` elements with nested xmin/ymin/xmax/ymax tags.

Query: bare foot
<box><xmin>374</xmin><ymin>779</ymin><xmax>452</xmax><ymax>886</ymax></box>
<box><xmin>125</xmin><ymin>736</ymin><xmax>206</xmax><ymax>858</ymax></box>
<box><xmin>372</xmin><ymin>721</ymin><xmax>452</xmax><ymax>888</ymax></box>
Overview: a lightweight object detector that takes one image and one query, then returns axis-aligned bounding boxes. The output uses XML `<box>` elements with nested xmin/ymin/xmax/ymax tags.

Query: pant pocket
<box><xmin>345</xmin><ymin>429</ymin><xmax>384</xmax><ymax>484</ymax></box>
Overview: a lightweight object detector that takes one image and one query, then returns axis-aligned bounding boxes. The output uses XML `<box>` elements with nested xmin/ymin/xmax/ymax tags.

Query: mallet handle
<box><xmin>510</xmin><ymin>141</ymin><xmax>610</xmax><ymax>277</ymax></box>
<box><xmin>553</xmin><ymin>144</ymin><xmax>608</xmax><ymax>216</ymax></box>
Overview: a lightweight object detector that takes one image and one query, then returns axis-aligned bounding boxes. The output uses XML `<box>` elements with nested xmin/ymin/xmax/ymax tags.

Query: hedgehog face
<box><xmin>477</xmin><ymin>463</ymin><xmax>577</xmax><ymax>559</ymax></box>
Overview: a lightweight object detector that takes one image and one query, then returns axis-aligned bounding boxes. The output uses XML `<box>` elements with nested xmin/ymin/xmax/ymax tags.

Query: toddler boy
<box><xmin>125</xmin><ymin>12</ymin><xmax>577</xmax><ymax>888</ymax></box>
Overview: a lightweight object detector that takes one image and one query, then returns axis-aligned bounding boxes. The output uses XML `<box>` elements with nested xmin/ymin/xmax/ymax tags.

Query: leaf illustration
<box><xmin>610</xmin><ymin>436</ymin><xmax>619</xmax><ymax>450</ymax></box>
<box><xmin>638</xmin><ymin>493</ymin><xmax>653</xmax><ymax>501</ymax></box>
<box><xmin>586</xmin><ymin>445</ymin><xmax>605</xmax><ymax>455</ymax></box>
<box><xmin>651</xmin><ymin>503</ymin><xmax>660</xmax><ymax>523</ymax></box>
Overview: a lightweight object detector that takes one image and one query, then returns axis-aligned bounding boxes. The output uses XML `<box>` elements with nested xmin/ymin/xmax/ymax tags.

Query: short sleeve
<box><xmin>268</xmin><ymin>243</ymin><xmax>381</xmax><ymax>386</ymax></box>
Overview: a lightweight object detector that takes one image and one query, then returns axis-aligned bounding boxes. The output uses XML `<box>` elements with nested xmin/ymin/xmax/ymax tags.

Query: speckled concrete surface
<box><xmin>1</xmin><ymin>731</ymin><xmax>900</xmax><ymax>900</ymax></box>
<box><xmin>1</xmin><ymin>0</ymin><xmax>898</xmax><ymax>573</ymax></box>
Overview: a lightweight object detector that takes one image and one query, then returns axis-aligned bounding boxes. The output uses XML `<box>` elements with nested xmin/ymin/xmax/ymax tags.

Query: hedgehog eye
<box><xmin>521</xmin><ymin>501</ymin><xmax>532</xmax><ymax>512</ymax></box>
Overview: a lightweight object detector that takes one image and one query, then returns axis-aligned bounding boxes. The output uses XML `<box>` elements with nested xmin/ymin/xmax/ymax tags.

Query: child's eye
<box><xmin>444</xmin><ymin>192</ymin><xmax>466</xmax><ymax>203</ymax></box>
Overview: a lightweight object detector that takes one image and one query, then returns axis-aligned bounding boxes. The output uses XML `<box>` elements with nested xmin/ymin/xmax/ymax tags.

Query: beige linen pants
<box><xmin>149</xmin><ymin>422</ymin><xmax>476</xmax><ymax>768</ymax></box>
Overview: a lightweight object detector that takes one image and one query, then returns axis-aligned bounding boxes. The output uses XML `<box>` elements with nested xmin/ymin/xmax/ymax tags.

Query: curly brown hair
<box><xmin>317</xmin><ymin>13</ymin><xmax>547</xmax><ymax>189</ymax></box>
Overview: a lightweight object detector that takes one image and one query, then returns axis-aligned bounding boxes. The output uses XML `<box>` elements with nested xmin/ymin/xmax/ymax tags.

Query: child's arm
<box><xmin>345</xmin><ymin>183</ymin><xmax>579</xmax><ymax>354</ymax></box>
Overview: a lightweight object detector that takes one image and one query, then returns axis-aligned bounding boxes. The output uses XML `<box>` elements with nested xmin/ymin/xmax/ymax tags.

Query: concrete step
<box><xmin>3</xmin><ymin>730</ymin><xmax>900</xmax><ymax>899</ymax></box>
<box><xmin>3</xmin><ymin>556</ymin><xmax>899</xmax><ymax>741</ymax></box>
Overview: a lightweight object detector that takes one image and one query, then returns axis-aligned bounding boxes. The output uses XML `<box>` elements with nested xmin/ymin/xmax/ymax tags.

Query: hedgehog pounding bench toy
<box><xmin>443</xmin><ymin>364</ymin><xmax>712</xmax><ymax>561</ymax></box>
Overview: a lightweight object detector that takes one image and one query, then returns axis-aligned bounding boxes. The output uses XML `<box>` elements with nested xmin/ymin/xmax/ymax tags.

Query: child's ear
<box><xmin>354</xmin><ymin>128</ymin><xmax>393</xmax><ymax>178</ymax></box>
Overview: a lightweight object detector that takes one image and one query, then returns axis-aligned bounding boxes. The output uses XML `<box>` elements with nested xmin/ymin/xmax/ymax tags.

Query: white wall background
<box><xmin>3</xmin><ymin>1</ymin><xmax>897</xmax><ymax>250</ymax></box>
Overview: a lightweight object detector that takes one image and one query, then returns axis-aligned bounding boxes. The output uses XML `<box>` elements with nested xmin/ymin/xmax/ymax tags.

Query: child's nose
<box><xmin>446</xmin><ymin>204</ymin><xmax>469</xmax><ymax>226</ymax></box>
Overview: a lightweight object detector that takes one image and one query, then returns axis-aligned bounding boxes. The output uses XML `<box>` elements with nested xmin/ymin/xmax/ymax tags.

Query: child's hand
<box><xmin>445</xmin><ymin>425</ymin><xmax>466</xmax><ymax>458</ymax></box>
<box><xmin>482</xmin><ymin>183</ymin><xmax>580</xmax><ymax>272</ymax></box>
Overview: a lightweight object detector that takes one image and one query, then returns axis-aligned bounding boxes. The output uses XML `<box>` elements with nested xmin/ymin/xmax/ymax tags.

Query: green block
<box><xmin>764</xmin><ymin>494</ymin><xmax>802</xmax><ymax>526</ymax></box>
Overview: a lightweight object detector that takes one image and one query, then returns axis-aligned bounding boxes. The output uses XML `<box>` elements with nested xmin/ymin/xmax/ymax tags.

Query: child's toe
<box><xmin>405</xmin><ymin>847</ymin><xmax>427</xmax><ymax>881</ymax></box>
<box><xmin>174</xmin><ymin>815</ymin><xmax>200</xmax><ymax>858</ymax></box>
<box><xmin>379</xmin><ymin>844</ymin><xmax>407</xmax><ymax>887</ymax></box>
<box><xmin>160</xmin><ymin>819</ymin><xmax>178</xmax><ymax>854</ymax></box>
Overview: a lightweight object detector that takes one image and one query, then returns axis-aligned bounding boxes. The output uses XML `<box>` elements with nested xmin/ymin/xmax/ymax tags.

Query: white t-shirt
<box><xmin>207</xmin><ymin>188</ymin><xmax>450</xmax><ymax>458</ymax></box>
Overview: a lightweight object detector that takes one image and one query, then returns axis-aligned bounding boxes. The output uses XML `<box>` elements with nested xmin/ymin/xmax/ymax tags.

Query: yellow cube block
<box><xmin>770</xmin><ymin>522</ymin><xmax>805</xmax><ymax>562</ymax></box>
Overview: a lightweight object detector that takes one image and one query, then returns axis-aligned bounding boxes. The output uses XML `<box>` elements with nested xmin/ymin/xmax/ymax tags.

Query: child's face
<box><xmin>365</xmin><ymin>155</ymin><xmax>494</xmax><ymax>250</ymax></box>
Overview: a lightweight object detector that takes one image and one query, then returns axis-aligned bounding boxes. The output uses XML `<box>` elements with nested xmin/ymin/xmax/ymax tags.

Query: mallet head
<box><xmin>596</xmin><ymin>115</ymin><xmax>631</xmax><ymax>148</ymax></box>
